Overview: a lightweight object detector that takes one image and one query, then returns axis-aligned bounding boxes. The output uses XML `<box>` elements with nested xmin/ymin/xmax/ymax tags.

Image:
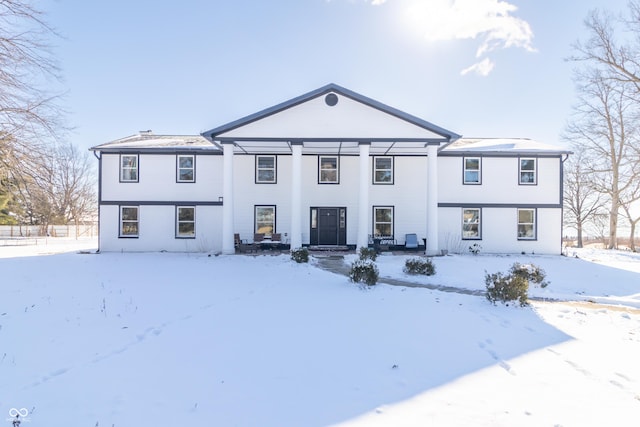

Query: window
<box><xmin>464</xmin><ymin>157</ymin><xmax>481</xmax><ymax>184</ymax></box>
<box><xmin>119</xmin><ymin>206</ymin><xmax>139</xmax><ymax>237</ymax></box>
<box><xmin>517</xmin><ymin>208</ymin><xmax>536</xmax><ymax>239</ymax></box>
<box><xmin>519</xmin><ymin>158</ymin><xmax>537</xmax><ymax>184</ymax></box>
<box><xmin>120</xmin><ymin>154</ymin><xmax>138</xmax><ymax>182</ymax></box>
<box><xmin>177</xmin><ymin>155</ymin><xmax>195</xmax><ymax>182</ymax></box>
<box><xmin>373</xmin><ymin>156</ymin><xmax>394</xmax><ymax>184</ymax></box>
<box><xmin>176</xmin><ymin>206</ymin><xmax>195</xmax><ymax>238</ymax></box>
<box><xmin>462</xmin><ymin>208</ymin><xmax>481</xmax><ymax>239</ymax></box>
<box><xmin>373</xmin><ymin>206</ymin><xmax>393</xmax><ymax>237</ymax></box>
<box><xmin>255</xmin><ymin>205</ymin><xmax>276</xmax><ymax>236</ymax></box>
<box><xmin>319</xmin><ymin>156</ymin><xmax>339</xmax><ymax>183</ymax></box>
<box><xmin>256</xmin><ymin>155</ymin><xmax>276</xmax><ymax>183</ymax></box>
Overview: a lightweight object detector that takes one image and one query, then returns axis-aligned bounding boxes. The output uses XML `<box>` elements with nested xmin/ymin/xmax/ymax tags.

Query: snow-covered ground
<box><xmin>1</xmin><ymin>239</ymin><xmax>639</xmax><ymax>426</ymax></box>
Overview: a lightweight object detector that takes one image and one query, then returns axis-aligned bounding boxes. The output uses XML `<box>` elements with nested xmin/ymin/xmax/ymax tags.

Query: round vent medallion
<box><xmin>325</xmin><ymin>93</ymin><xmax>338</xmax><ymax>106</ymax></box>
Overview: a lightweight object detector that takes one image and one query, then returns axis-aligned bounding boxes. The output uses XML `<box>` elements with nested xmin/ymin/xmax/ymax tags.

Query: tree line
<box><xmin>0</xmin><ymin>1</ymin><xmax>95</xmax><ymax>233</ymax></box>
<box><xmin>564</xmin><ymin>1</ymin><xmax>640</xmax><ymax>251</ymax></box>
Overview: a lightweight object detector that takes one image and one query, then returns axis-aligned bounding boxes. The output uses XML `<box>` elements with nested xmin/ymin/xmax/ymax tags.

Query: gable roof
<box><xmin>202</xmin><ymin>83</ymin><xmax>462</xmax><ymax>143</ymax></box>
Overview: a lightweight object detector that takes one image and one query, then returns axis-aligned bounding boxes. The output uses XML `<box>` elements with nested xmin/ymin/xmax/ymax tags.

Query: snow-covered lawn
<box><xmin>1</xmin><ymin>239</ymin><xmax>639</xmax><ymax>426</ymax></box>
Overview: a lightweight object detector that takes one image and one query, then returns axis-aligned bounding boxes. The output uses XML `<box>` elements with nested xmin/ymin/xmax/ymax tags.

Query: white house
<box><xmin>91</xmin><ymin>83</ymin><xmax>569</xmax><ymax>255</ymax></box>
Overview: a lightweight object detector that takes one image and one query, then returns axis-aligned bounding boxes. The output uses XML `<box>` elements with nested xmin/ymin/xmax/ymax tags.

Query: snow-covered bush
<box><xmin>403</xmin><ymin>257</ymin><xmax>436</xmax><ymax>276</ymax></box>
<box><xmin>510</xmin><ymin>262</ymin><xmax>549</xmax><ymax>288</ymax></box>
<box><xmin>349</xmin><ymin>260</ymin><xmax>379</xmax><ymax>286</ymax></box>
<box><xmin>359</xmin><ymin>247</ymin><xmax>378</xmax><ymax>261</ymax></box>
<box><xmin>290</xmin><ymin>247</ymin><xmax>309</xmax><ymax>263</ymax></box>
<box><xmin>485</xmin><ymin>262</ymin><xmax>549</xmax><ymax>307</ymax></box>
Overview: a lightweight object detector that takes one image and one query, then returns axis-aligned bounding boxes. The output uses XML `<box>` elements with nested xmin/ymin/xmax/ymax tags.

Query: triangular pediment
<box><xmin>202</xmin><ymin>84</ymin><xmax>460</xmax><ymax>143</ymax></box>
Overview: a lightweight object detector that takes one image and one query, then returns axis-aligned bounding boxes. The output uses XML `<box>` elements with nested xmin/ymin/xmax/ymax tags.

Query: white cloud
<box><xmin>460</xmin><ymin>58</ymin><xmax>495</xmax><ymax>76</ymax></box>
<box><xmin>400</xmin><ymin>0</ymin><xmax>535</xmax><ymax>76</ymax></box>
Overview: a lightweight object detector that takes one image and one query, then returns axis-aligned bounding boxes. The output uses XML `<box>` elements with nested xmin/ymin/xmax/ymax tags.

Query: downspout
<box><xmin>92</xmin><ymin>150</ymin><xmax>102</xmax><ymax>253</ymax></box>
<box><xmin>560</xmin><ymin>153</ymin><xmax>569</xmax><ymax>255</ymax></box>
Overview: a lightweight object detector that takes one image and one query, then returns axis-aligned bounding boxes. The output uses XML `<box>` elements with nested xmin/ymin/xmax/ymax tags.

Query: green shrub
<box><xmin>359</xmin><ymin>247</ymin><xmax>378</xmax><ymax>261</ymax></box>
<box><xmin>485</xmin><ymin>271</ymin><xmax>529</xmax><ymax>306</ymax></box>
<box><xmin>403</xmin><ymin>257</ymin><xmax>436</xmax><ymax>276</ymax></box>
<box><xmin>485</xmin><ymin>262</ymin><xmax>549</xmax><ymax>306</ymax></box>
<box><xmin>509</xmin><ymin>262</ymin><xmax>549</xmax><ymax>288</ymax></box>
<box><xmin>349</xmin><ymin>260</ymin><xmax>379</xmax><ymax>286</ymax></box>
<box><xmin>290</xmin><ymin>247</ymin><xmax>309</xmax><ymax>263</ymax></box>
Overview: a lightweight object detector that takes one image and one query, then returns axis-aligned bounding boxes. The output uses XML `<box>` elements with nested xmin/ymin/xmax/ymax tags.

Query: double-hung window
<box><xmin>177</xmin><ymin>155</ymin><xmax>195</xmax><ymax>182</ymax></box>
<box><xmin>319</xmin><ymin>156</ymin><xmax>339</xmax><ymax>184</ymax></box>
<box><xmin>519</xmin><ymin>158</ymin><xmax>537</xmax><ymax>185</ymax></box>
<box><xmin>373</xmin><ymin>206</ymin><xmax>393</xmax><ymax>238</ymax></box>
<box><xmin>373</xmin><ymin>156</ymin><xmax>393</xmax><ymax>184</ymax></box>
<box><xmin>256</xmin><ymin>155</ymin><xmax>276</xmax><ymax>183</ymax></box>
<box><xmin>517</xmin><ymin>208</ymin><xmax>536</xmax><ymax>239</ymax></box>
<box><xmin>462</xmin><ymin>208</ymin><xmax>481</xmax><ymax>239</ymax></box>
<box><xmin>119</xmin><ymin>206</ymin><xmax>139</xmax><ymax>237</ymax></box>
<box><xmin>120</xmin><ymin>154</ymin><xmax>139</xmax><ymax>182</ymax></box>
<box><xmin>463</xmin><ymin>157</ymin><xmax>481</xmax><ymax>184</ymax></box>
<box><xmin>255</xmin><ymin>205</ymin><xmax>276</xmax><ymax>236</ymax></box>
<box><xmin>176</xmin><ymin>206</ymin><xmax>195</xmax><ymax>238</ymax></box>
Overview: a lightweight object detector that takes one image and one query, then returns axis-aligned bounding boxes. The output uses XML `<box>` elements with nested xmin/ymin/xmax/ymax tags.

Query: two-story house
<box><xmin>91</xmin><ymin>84</ymin><xmax>569</xmax><ymax>254</ymax></box>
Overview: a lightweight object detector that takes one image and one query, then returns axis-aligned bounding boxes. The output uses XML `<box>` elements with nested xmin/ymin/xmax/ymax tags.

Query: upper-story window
<box><xmin>319</xmin><ymin>156</ymin><xmax>339</xmax><ymax>184</ymax></box>
<box><xmin>519</xmin><ymin>158</ymin><xmax>537</xmax><ymax>185</ymax></box>
<box><xmin>177</xmin><ymin>154</ymin><xmax>195</xmax><ymax>183</ymax></box>
<box><xmin>120</xmin><ymin>154</ymin><xmax>139</xmax><ymax>182</ymax></box>
<box><xmin>463</xmin><ymin>157</ymin><xmax>481</xmax><ymax>184</ymax></box>
<box><xmin>256</xmin><ymin>155</ymin><xmax>276</xmax><ymax>183</ymax></box>
<box><xmin>373</xmin><ymin>156</ymin><xmax>394</xmax><ymax>184</ymax></box>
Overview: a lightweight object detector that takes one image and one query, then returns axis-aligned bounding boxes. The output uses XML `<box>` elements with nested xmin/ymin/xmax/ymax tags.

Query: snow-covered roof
<box><xmin>90</xmin><ymin>132</ymin><xmax>218</xmax><ymax>152</ymax></box>
<box><xmin>442</xmin><ymin>138</ymin><xmax>571</xmax><ymax>155</ymax></box>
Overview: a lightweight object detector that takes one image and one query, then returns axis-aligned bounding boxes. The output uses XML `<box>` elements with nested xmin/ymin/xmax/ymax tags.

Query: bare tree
<box><xmin>563</xmin><ymin>148</ymin><xmax>607</xmax><ymax>247</ymax></box>
<box><xmin>0</xmin><ymin>0</ymin><xmax>63</xmax><ymax>144</ymax></box>
<box><xmin>563</xmin><ymin>65</ymin><xmax>640</xmax><ymax>249</ymax></box>
<box><xmin>47</xmin><ymin>142</ymin><xmax>97</xmax><ymax>236</ymax></box>
<box><xmin>619</xmin><ymin>174</ymin><xmax>640</xmax><ymax>250</ymax></box>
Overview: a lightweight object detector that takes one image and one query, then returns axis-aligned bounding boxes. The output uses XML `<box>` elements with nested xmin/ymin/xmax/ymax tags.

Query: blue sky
<box><xmin>43</xmin><ymin>0</ymin><xmax>630</xmax><ymax>150</ymax></box>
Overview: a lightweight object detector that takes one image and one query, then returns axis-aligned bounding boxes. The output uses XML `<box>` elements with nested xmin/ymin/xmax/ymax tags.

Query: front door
<box><xmin>310</xmin><ymin>207</ymin><xmax>347</xmax><ymax>246</ymax></box>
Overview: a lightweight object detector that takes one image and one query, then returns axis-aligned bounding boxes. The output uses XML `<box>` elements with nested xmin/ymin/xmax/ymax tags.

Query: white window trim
<box><xmin>318</xmin><ymin>155</ymin><xmax>339</xmax><ymax>184</ymax></box>
<box><xmin>119</xmin><ymin>205</ymin><xmax>139</xmax><ymax>238</ymax></box>
<box><xmin>462</xmin><ymin>208</ymin><xmax>481</xmax><ymax>239</ymax></box>
<box><xmin>519</xmin><ymin>158</ymin><xmax>537</xmax><ymax>185</ymax></box>
<box><xmin>177</xmin><ymin>154</ymin><xmax>195</xmax><ymax>183</ymax></box>
<box><xmin>256</xmin><ymin>155</ymin><xmax>277</xmax><ymax>184</ymax></box>
<box><xmin>517</xmin><ymin>208</ymin><xmax>537</xmax><ymax>240</ymax></box>
<box><xmin>463</xmin><ymin>157</ymin><xmax>481</xmax><ymax>185</ymax></box>
<box><xmin>373</xmin><ymin>156</ymin><xmax>394</xmax><ymax>184</ymax></box>
<box><xmin>176</xmin><ymin>206</ymin><xmax>196</xmax><ymax>238</ymax></box>
<box><xmin>120</xmin><ymin>154</ymin><xmax>139</xmax><ymax>183</ymax></box>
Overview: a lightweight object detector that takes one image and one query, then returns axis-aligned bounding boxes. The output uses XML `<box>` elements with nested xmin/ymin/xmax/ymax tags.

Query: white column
<box><xmin>222</xmin><ymin>142</ymin><xmax>235</xmax><ymax>254</ymax></box>
<box><xmin>426</xmin><ymin>144</ymin><xmax>439</xmax><ymax>255</ymax></box>
<box><xmin>357</xmin><ymin>143</ymin><xmax>371</xmax><ymax>249</ymax></box>
<box><xmin>290</xmin><ymin>143</ymin><xmax>302</xmax><ymax>250</ymax></box>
